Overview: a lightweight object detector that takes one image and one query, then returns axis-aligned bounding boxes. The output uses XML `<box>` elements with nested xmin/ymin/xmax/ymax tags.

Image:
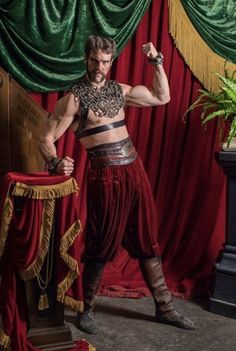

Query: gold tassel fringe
<box><xmin>20</xmin><ymin>199</ymin><xmax>55</xmax><ymax>281</ymax></box>
<box><xmin>63</xmin><ymin>295</ymin><xmax>84</xmax><ymax>313</ymax></box>
<box><xmin>59</xmin><ymin>220</ymin><xmax>82</xmax><ymax>272</ymax></box>
<box><xmin>0</xmin><ymin>329</ymin><xmax>10</xmax><ymax>351</ymax></box>
<box><xmin>168</xmin><ymin>0</ymin><xmax>236</xmax><ymax>93</ymax></box>
<box><xmin>88</xmin><ymin>341</ymin><xmax>96</xmax><ymax>351</ymax></box>
<box><xmin>57</xmin><ymin>220</ymin><xmax>84</xmax><ymax>312</ymax></box>
<box><xmin>80</xmin><ymin>339</ymin><xmax>96</xmax><ymax>351</ymax></box>
<box><xmin>0</xmin><ymin>196</ymin><xmax>13</xmax><ymax>259</ymax></box>
<box><xmin>11</xmin><ymin>177</ymin><xmax>79</xmax><ymax>199</ymax></box>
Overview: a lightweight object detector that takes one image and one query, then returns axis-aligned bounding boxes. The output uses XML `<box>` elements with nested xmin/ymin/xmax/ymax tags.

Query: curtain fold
<box><xmin>0</xmin><ymin>0</ymin><xmax>151</xmax><ymax>92</ymax></box>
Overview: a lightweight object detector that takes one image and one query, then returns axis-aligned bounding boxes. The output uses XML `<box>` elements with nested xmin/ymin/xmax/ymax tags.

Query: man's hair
<box><xmin>85</xmin><ymin>35</ymin><xmax>116</xmax><ymax>59</ymax></box>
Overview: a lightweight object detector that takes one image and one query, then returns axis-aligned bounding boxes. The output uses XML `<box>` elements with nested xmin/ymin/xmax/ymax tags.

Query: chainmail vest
<box><xmin>70</xmin><ymin>76</ymin><xmax>125</xmax><ymax>118</ymax></box>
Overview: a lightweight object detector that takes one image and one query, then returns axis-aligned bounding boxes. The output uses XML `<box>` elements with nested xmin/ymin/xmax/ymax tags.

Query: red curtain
<box><xmin>30</xmin><ymin>0</ymin><xmax>226</xmax><ymax>298</ymax></box>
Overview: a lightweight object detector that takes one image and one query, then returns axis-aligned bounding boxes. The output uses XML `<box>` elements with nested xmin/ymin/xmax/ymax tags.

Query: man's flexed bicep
<box><xmin>122</xmin><ymin>42</ymin><xmax>170</xmax><ymax>107</ymax></box>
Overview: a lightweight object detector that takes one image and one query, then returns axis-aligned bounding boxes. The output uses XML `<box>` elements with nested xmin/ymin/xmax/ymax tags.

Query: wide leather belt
<box><xmin>87</xmin><ymin>137</ymin><xmax>137</xmax><ymax>168</ymax></box>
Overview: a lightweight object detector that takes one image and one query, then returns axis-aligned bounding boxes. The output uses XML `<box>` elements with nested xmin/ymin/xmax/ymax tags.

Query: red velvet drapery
<box><xmin>30</xmin><ymin>0</ymin><xmax>226</xmax><ymax>299</ymax></box>
<box><xmin>0</xmin><ymin>173</ymin><xmax>93</xmax><ymax>351</ymax></box>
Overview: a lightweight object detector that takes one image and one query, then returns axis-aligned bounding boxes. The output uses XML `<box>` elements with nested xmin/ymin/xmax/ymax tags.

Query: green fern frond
<box><xmin>223</xmin><ymin>76</ymin><xmax>236</xmax><ymax>92</ymax></box>
<box><xmin>197</xmin><ymin>89</ymin><xmax>218</xmax><ymax>100</ymax></box>
<box><xmin>184</xmin><ymin>66</ymin><xmax>236</xmax><ymax>147</ymax></box>
<box><xmin>221</xmin><ymin>90</ymin><xmax>236</xmax><ymax>106</ymax></box>
<box><xmin>201</xmin><ymin>109</ymin><xmax>232</xmax><ymax>123</ymax></box>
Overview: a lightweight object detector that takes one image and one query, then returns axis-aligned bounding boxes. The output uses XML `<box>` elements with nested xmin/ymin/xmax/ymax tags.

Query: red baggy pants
<box><xmin>83</xmin><ymin>156</ymin><xmax>161</xmax><ymax>262</ymax></box>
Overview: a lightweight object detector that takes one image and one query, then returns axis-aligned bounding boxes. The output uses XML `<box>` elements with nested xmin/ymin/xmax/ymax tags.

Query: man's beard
<box><xmin>86</xmin><ymin>65</ymin><xmax>106</xmax><ymax>83</ymax></box>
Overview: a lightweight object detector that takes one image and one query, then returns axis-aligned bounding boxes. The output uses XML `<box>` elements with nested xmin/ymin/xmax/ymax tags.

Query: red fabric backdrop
<box><xmin>30</xmin><ymin>0</ymin><xmax>226</xmax><ymax>299</ymax></box>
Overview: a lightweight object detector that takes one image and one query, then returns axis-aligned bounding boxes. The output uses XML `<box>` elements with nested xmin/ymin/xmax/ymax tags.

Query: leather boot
<box><xmin>78</xmin><ymin>262</ymin><xmax>105</xmax><ymax>334</ymax></box>
<box><xmin>139</xmin><ymin>257</ymin><xmax>195</xmax><ymax>330</ymax></box>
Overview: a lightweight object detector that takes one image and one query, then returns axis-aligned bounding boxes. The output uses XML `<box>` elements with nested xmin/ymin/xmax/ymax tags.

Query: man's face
<box><xmin>86</xmin><ymin>49</ymin><xmax>113</xmax><ymax>84</ymax></box>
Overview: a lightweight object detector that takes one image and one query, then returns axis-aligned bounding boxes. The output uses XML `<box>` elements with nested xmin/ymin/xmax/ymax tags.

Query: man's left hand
<box><xmin>142</xmin><ymin>42</ymin><xmax>158</xmax><ymax>59</ymax></box>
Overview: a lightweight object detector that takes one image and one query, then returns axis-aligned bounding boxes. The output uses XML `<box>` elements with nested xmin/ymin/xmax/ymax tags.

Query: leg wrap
<box><xmin>139</xmin><ymin>257</ymin><xmax>195</xmax><ymax>330</ymax></box>
<box><xmin>139</xmin><ymin>257</ymin><xmax>174</xmax><ymax>314</ymax></box>
<box><xmin>78</xmin><ymin>262</ymin><xmax>105</xmax><ymax>334</ymax></box>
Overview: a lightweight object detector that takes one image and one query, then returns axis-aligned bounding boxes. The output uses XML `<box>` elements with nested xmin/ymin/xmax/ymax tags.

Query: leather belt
<box><xmin>75</xmin><ymin>119</ymin><xmax>125</xmax><ymax>139</ymax></box>
<box><xmin>87</xmin><ymin>137</ymin><xmax>137</xmax><ymax>168</ymax></box>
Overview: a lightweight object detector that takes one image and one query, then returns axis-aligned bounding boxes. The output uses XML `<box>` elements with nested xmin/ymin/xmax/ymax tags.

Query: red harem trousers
<box><xmin>83</xmin><ymin>156</ymin><xmax>161</xmax><ymax>263</ymax></box>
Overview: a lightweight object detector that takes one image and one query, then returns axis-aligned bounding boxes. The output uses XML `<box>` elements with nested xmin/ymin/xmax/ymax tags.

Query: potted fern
<box><xmin>185</xmin><ymin>67</ymin><xmax>236</xmax><ymax>150</ymax></box>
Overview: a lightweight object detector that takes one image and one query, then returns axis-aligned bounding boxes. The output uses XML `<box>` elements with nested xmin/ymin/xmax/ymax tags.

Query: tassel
<box><xmin>38</xmin><ymin>293</ymin><xmax>49</xmax><ymax>310</ymax></box>
<box><xmin>43</xmin><ymin>294</ymin><xmax>49</xmax><ymax>309</ymax></box>
<box><xmin>38</xmin><ymin>294</ymin><xmax>45</xmax><ymax>310</ymax></box>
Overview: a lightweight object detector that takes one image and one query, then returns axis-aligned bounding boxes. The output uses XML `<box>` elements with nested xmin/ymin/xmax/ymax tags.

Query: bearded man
<box><xmin>39</xmin><ymin>35</ymin><xmax>195</xmax><ymax>334</ymax></box>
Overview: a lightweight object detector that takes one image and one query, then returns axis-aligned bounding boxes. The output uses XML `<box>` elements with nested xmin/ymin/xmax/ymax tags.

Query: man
<box><xmin>39</xmin><ymin>35</ymin><xmax>195</xmax><ymax>334</ymax></box>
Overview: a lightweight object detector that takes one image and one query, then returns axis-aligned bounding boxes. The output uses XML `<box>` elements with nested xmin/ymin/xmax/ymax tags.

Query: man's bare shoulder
<box><xmin>54</xmin><ymin>92</ymin><xmax>79</xmax><ymax>117</ymax></box>
<box><xmin>119</xmin><ymin>82</ymin><xmax>132</xmax><ymax>96</ymax></box>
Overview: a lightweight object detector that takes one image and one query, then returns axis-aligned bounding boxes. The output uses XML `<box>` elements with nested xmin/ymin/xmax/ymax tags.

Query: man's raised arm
<box><xmin>123</xmin><ymin>42</ymin><xmax>170</xmax><ymax>107</ymax></box>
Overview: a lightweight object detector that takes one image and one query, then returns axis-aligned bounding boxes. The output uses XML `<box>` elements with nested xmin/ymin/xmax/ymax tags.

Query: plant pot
<box><xmin>222</xmin><ymin>137</ymin><xmax>236</xmax><ymax>151</ymax></box>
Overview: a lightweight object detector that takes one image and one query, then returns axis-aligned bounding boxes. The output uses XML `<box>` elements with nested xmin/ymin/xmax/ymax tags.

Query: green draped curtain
<box><xmin>168</xmin><ymin>0</ymin><xmax>236</xmax><ymax>93</ymax></box>
<box><xmin>0</xmin><ymin>0</ymin><xmax>151</xmax><ymax>92</ymax></box>
<box><xmin>181</xmin><ymin>0</ymin><xmax>236</xmax><ymax>64</ymax></box>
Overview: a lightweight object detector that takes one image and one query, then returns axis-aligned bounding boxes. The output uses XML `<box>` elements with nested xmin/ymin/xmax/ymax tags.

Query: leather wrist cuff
<box><xmin>148</xmin><ymin>52</ymin><xmax>164</xmax><ymax>66</ymax></box>
<box><xmin>47</xmin><ymin>157</ymin><xmax>62</xmax><ymax>174</ymax></box>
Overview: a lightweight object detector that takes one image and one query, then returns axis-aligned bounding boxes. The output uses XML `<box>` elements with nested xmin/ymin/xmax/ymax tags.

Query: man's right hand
<box><xmin>56</xmin><ymin>156</ymin><xmax>74</xmax><ymax>175</ymax></box>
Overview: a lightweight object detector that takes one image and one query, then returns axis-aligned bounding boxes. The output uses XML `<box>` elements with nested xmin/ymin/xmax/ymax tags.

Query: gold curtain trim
<box><xmin>87</xmin><ymin>340</ymin><xmax>96</xmax><ymax>351</ymax></box>
<box><xmin>63</xmin><ymin>294</ymin><xmax>84</xmax><ymax>313</ymax></box>
<box><xmin>0</xmin><ymin>329</ymin><xmax>10</xmax><ymax>351</ymax></box>
<box><xmin>11</xmin><ymin>177</ymin><xmax>79</xmax><ymax>199</ymax></box>
<box><xmin>0</xmin><ymin>196</ymin><xmax>13</xmax><ymax>259</ymax></box>
<box><xmin>80</xmin><ymin>339</ymin><xmax>96</xmax><ymax>351</ymax></box>
<box><xmin>168</xmin><ymin>0</ymin><xmax>236</xmax><ymax>93</ymax></box>
<box><xmin>57</xmin><ymin>220</ymin><xmax>84</xmax><ymax>312</ymax></box>
<box><xmin>19</xmin><ymin>199</ymin><xmax>55</xmax><ymax>281</ymax></box>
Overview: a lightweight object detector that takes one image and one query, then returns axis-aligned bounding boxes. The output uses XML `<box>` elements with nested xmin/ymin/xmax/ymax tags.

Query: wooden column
<box><xmin>210</xmin><ymin>151</ymin><xmax>236</xmax><ymax>319</ymax></box>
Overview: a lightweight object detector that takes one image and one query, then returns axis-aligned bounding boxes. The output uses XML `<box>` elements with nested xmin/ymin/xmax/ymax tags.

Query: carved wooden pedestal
<box><xmin>26</xmin><ymin>280</ymin><xmax>75</xmax><ymax>351</ymax></box>
<box><xmin>210</xmin><ymin>151</ymin><xmax>236</xmax><ymax>319</ymax></box>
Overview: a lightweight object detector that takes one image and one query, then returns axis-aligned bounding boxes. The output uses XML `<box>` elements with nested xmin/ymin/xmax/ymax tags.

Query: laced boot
<box><xmin>78</xmin><ymin>262</ymin><xmax>105</xmax><ymax>334</ymax></box>
<box><xmin>139</xmin><ymin>257</ymin><xmax>195</xmax><ymax>330</ymax></box>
